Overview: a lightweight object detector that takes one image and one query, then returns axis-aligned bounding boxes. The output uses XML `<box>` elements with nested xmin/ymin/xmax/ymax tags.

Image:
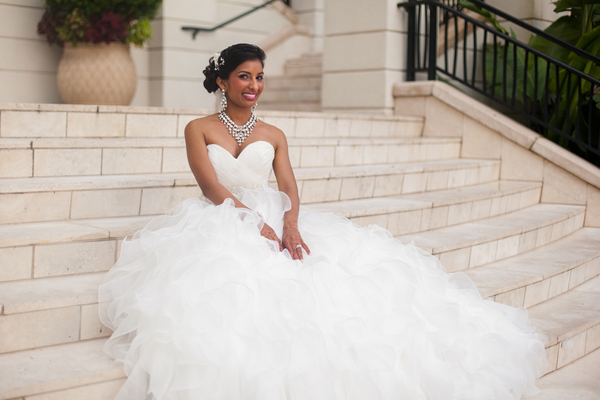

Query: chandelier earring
<box><xmin>220</xmin><ymin>90</ymin><xmax>228</xmax><ymax>112</ymax></box>
<box><xmin>251</xmin><ymin>101</ymin><xmax>258</xmax><ymax>113</ymax></box>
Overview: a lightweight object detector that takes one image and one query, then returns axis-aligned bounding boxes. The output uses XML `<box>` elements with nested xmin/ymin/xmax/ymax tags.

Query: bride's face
<box><xmin>219</xmin><ymin>59</ymin><xmax>264</xmax><ymax>110</ymax></box>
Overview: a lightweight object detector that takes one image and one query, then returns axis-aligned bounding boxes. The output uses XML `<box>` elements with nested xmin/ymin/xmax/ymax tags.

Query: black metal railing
<box><xmin>398</xmin><ymin>0</ymin><xmax>600</xmax><ymax>167</ymax></box>
<box><xmin>182</xmin><ymin>0</ymin><xmax>291</xmax><ymax>39</ymax></box>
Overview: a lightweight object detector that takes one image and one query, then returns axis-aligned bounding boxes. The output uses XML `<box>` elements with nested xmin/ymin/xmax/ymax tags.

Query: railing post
<box><xmin>428</xmin><ymin>2</ymin><xmax>438</xmax><ymax>80</ymax></box>
<box><xmin>406</xmin><ymin>0</ymin><xmax>416</xmax><ymax>81</ymax></box>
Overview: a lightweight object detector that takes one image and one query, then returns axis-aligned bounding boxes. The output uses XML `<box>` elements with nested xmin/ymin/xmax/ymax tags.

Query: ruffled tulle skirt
<box><xmin>99</xmin><ymin>186</ymin><xmax>546</xmax><ymax>400</ymax></box>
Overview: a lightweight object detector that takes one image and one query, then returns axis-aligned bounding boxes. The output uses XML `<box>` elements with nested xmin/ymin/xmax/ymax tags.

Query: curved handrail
<box><xmin>397</xmin><ymin>0</ymin><xmax>600</xmax><ymax>166</ymax></box>
<box><xmin>182</xmin><ymin>0</ymin><xmax>287</xmax><ymax>39</ymax></box>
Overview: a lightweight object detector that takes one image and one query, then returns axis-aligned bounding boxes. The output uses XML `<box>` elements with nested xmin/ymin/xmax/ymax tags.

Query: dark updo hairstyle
<box><xmin>203</xmin><ymin>43</ymin><xmax>266</xmax><ymax>93</ymax></box>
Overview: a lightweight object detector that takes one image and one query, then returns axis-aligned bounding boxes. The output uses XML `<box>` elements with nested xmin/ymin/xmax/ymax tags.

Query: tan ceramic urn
<box><xmin>57</xmin><ymin>42</ymin><xmax>137</xmax><ymax>106</ymax></box>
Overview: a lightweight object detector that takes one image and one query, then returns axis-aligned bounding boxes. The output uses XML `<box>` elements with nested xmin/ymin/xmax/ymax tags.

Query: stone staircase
<box><xmin>0</xmin><ymin>104</ymin><xmax>599</xmax><ymax>399</ymax></box>
<box><xmin>261</xmin><ymin>53</ymin><xmax>322</xmax><ymax>112</ymax></box>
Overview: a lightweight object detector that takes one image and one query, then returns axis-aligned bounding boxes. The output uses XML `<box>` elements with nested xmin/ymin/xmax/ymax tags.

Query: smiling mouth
<box><xmin>242</xmin><ymin>93</ymin><xmax>257</xmax><ymax>100</ymax></box>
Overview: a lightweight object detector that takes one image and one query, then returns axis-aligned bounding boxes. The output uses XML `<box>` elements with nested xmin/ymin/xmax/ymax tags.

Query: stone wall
<box><xmin>0</xmin><ymin>0</ymin><xmax>310</xmax><ymax>108</ymax></box>
<box><xmin>393</xmin><ymin>81</ymin><xmax>600</xmax><ymax>228</ymax></box>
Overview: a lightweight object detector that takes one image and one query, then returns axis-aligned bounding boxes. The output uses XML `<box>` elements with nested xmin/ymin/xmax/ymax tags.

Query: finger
<box><xmin>296</xmin><ymin>246</ymin><xmax>304</xmax><ymax>261</ymax></box>
<box><xmin>302</xmin><ymin>241</ymin><xmax>311</xmax><ymax>255</ymax></box>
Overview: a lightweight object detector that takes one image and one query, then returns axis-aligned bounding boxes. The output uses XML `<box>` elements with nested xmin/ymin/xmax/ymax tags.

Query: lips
<box><xmin>242</xmin><ymin>92</ymin><xmax>257</xmax><ymax>101</ymax></box>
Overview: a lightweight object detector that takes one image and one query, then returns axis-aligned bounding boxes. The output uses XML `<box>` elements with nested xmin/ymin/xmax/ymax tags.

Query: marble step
<box><xmin>259</xmin><ymin>101</ymin><xmax>322</xmax><ymax>112</ymax></box>
<box><xmin>0</xmin><ymin>338</ymin><xmax>124</xmax><ymax>400</ymax></box>
<box><xmin>312</xmin><ymin>180</ymin><xmax>541</xmax><ymax>236</ymax></box>
<box><xmin>396</xmin><ymin>204</ymin><xmax>586</xmax><ymax>272</ymax></box>
<box><xmin>523</xmin><ymin>347</ymin><xmax>600</xmax><ymax>399</ymax></box>
<box><xmin>528</xmin><ymin>276</ymin><xmax>600</xmax><ymax>375</ymax></box>
<box><xmin>263</xmin><ymin>75</ymin><xmax>321</xmax><ymax>90</ymax></box>
<box><xmin>0</xmin><ymin>205</ymin><xmax>585</xmax><ymax>354</ymax></box>
<box><xmin>0</xmin><ymin>159</ymin><xmax>500</xmax><ymax>224</ymax></box>
<box><xmin>464</xmin><ymin>228</ymin><xmax>600</xmax><ymax>308</ymax></box>
<box><xmin>2</xmin><ymin>278</ymin><xmax>599</xmax><ymax>399</ymax></box>
<box><xmin>0</xmin><ymin>137</ymin><xmax>460</xmax><ymax>178</ymax></box>
<box><xmin>0</xmin><ymin>181</ymin><xmax>536</xmax><ymax>285</ymax></box>
<box><xmin>3</xmin><ymin>218</ymin><xmax>592</xmax><ymax>355</ymax></box>
<box><xmin>0</xmin><ymin>273</ymin><xmax>109</xmax><ymax>354</ymax></box>
<box><xmin>0</xmin><ymin>104</ymin><xmax>422</xmax><ymax>140</ymax></box>
<box><xmin>259</xmin><ymin>88</ymin><xmax>321</xmax><ymax>103</ymax></box>
<box><xmin>284</xmin><ymin>53</ymin><xmax>323</xmax><ymax>67</ymax></box>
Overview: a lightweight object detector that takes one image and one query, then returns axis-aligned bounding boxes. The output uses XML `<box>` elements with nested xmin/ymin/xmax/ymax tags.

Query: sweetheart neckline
<box><xmin>207</xmin><ymin>140</ymin><xmax>274</xmax><ymax>160</ymax></box>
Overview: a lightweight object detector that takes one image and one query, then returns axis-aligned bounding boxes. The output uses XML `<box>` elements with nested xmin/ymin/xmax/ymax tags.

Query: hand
<box><xmin>282</xmin><ymin>225</ymin><xmax>311</xmax><ymax>261</ymax></box>
<box><xmin>260</xmin><ymin>223</ymin><xmax>283</xmax><ymax>252</ymax></box>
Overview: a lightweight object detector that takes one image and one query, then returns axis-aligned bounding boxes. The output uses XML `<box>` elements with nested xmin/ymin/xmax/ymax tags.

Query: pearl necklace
<box><xmin>219</xmin><ymin>110</ymin><xmax>257</xmax><ymax>146</ymax></box>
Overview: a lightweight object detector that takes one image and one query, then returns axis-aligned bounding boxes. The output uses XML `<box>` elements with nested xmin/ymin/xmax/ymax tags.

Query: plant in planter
<box><xmin>38</xmin><ymin>0</ymin><xmax>162</xmax><ymax>105</ymax></box>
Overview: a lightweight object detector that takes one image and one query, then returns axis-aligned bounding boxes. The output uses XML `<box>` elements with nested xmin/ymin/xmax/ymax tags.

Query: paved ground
<box><xmin>525</xmin><ymin>348</ymin><xmax>600</xmax><ymax>399</ymax></box>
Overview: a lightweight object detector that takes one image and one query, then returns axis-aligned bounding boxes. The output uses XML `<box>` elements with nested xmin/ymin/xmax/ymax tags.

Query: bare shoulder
<box><xmin>257</xmin><ymin>119</ymin><xmax>287</xmax><ymax>148</ymax></box>
<box><xmin>184</xmin><ymin>114</ymin><xmax>219</xmax><ymax>141</ymax></box>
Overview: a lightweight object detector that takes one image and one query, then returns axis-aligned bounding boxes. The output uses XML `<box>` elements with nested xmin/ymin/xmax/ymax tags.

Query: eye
<box><xmin>257</xmin><ymin>75</ymin><xmax>264</xmax><ymax>81</ymax></box>
<box><xmin>238</xmin><ymin>74</ymin><xmax>249</xmax><ymax>79</ymax></box>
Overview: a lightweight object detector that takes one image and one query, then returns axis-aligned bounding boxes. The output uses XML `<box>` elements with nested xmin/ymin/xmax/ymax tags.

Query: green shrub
<box><xmin>38</xmin><ymin>0</ymin><xmax>162</xmax><ymax>47</ymax></box>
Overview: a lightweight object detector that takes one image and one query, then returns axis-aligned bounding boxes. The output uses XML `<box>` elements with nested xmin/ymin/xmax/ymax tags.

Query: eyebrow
<box><xmin>237</xmin><ymin>71</ymin><xmax>264</xmax><ymax>74</ymax></box>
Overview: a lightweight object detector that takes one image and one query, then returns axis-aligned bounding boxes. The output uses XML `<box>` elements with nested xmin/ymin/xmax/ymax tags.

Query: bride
<box><xmin>99</xmin><ymin>43</ymin><xmax>547</xmax><ymax>400</ymax></box>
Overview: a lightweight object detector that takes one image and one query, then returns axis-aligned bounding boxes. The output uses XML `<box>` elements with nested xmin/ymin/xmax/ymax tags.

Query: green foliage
<box><xmin>38</xmin><ymin>0</ymin><xmax>162</xmax><ymax>46</ymax></box>
<box><xmin>459</xmin><ymin>1</ymin><xmax>509</xmax><ymax>35</ymax></box>
<box><xmin>55</xmin><ymin>8</ymin><xmax>87</xmax><ymax>45</ymax></box>
<box><xmin>44</xmin><ymin>0</ymin><xmax>161</xmax><ymax>21</ymax></box>
<box><xmin>126</xmin><ymin>17</ymin><xmax>152</xmax><ymax>47</ymax></box>
<box><xmin>458</xmin><ymin>0</ymin><xmax>600</xmax><ymax>164</ymax></box>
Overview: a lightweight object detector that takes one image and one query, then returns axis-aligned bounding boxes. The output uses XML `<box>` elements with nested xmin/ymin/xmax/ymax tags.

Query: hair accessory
<box><xmin>219</xmin><ymin>109</ymin><xmax>257</xmax><ymax>146</ymax></box>
<box><xmin>220</xmin><ymin>89</ymin><xmax>228</xmax><ymax>112</ymax></box>
<box><xmin>212</xmin><ymin>52</ymin><xmax>225</xmax><ymax>71</ymax></box>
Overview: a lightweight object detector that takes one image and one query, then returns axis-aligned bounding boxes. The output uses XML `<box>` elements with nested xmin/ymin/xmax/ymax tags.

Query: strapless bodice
<box><xmin>207</xmin><ymin>141</ymin><xmax>274</xmax><ymax>189</ymax></box>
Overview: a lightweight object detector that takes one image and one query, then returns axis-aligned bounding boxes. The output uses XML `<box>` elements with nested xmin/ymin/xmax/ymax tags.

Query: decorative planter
<box><xmin>57</xmin><ymin>42</ymin><xmax>136</xmax><ymax>106</ymax></box>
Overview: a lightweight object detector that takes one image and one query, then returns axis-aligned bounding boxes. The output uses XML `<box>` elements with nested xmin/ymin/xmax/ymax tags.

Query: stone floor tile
<box><xmin>557</xmin><ymin>330</ymin><xmax>587</xmax><ymax>369</ymax></box>
<box><xmin>495</xmin><ymin>287</ymin><xmax>526</xmax><ymax>307</ymax></box>
<box><xmin>0</xmin><ymin>246</ymin><xmax>32</xmax><ymax>282</ymax></box>
<box><xmin>439</xmin><ymin>247</ymin><xmax>471</xmax><ymax>272</ymax></box>
<box><xmin>70</xmin><ymin>188</ymin><xmax>142</xmax><ymax>219</ymax></box>
<box><xmin>0</xmin><ymin>273</ymin><xmax>103</xmax><ymax>314</ymax></box>
<box><xmin>447</xmin><ymin>202</ymin><xmax>472</xmax><ymax>226</ymax></box>
<box><xmin>585</xmin><ymin>324</ymin><xmax>600</xmax><ymax>354</ymax></box>
<box><xmin>340</xmin><ymin>176</ymin><xmax>375</xmax><ymax>200</ymax></box>
<box><xmin>528</xmin><ymin>288</ymin><xmax>600</xmax><ymax>346</ymax></box>
<box><xmin>569</xmin><ymin>264</ymin><xmax>588</xmax><ymax>290</ymax></box>
<box><xmin>0</xmin><ymin>338</ymin><xmax>124</xmax><ymax>399</ymax></box>
<box><xmin>0</xmin><ymin>221</ymin><xmax>108</xmax><ymax>248</ymax></box>
<box><xmin>547</xmin><ymin>271</ymin><xmax>571</xmax><ymax>300</ymax></box>
<box><xmin>524</xmin><ymin>279</ymin><xmax>551</xmax><ymax>308</ymax></box>
<box><xmin>0</xmin><ymin>306</ymin><xmax>80</xmax><ymax>353</ymax></box>
<box><xmin>469</xmin><ymin>240</ymin><xmax>498</xmax><ymax>268</ymax></box>
<box><xmin>495</xmin><ymin>235</ymin><xmax>519</xmax><ymax>259</ymax></box>
<box><xmin>0</xmin><ymin>149</ymin><xmax>32</xmax><ymax>178</ymax></box>
<box><xmin>544</xmin><ymin>344</ymin><xmax>559</xmax><ymax>374</ymax></box>
<box><xmin>471</xmin><ymin>198</ymin><xmax>492</xmax><ymax>220</ymax></box>
<box><xmin>80</xmin><ymin>304</ymin><xmax>113</xmax><ymax>340</ymax></box>
<box><xmin>0</xmin><ymin>191</ymin><xmax>71</xmax><ymax>224</ymax></box>
<box><xmin>402</xmin><ymin>172</ymin><xmax>427</xmax><ymax>194</ymax></box>
<box><xmin>26</xmin><ymin>378</ymin><xmax>125</xmax><ymax>400</ymax></box>
<box><xmin>34</xmin><ymin>241</ymin><xmax>116</xmax><ymax>278</ymax></box>
<box><xmin>387</xmin><ymin>210</ymin><xmax>422</xmax><ymax>235</ymax></box>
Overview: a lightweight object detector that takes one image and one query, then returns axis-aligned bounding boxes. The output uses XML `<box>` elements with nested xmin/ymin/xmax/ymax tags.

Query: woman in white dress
<box><xmin>99</xmin><ymin>43</ymin><xmax>547</xmax><ymax>400</ymax></box>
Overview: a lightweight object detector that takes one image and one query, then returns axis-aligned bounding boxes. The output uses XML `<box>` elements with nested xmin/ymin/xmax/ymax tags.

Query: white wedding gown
<box><xmin>99</xmin><ymin>140</ymin><xmax>547</xmax><ymax>400</ymax></box>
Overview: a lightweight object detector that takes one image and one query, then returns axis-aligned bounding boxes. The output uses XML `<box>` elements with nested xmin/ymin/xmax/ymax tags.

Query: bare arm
<box><xmin>272</xmin><ymin>130</ymin><xmax>310</xmax><ymax>260</ymax></box>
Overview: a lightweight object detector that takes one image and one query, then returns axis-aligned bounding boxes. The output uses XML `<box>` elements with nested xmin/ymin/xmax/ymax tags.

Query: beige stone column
<box><xmin>321</xmin><ymin>0</ymin><xmax>407</xmax><ymax>114</ymax></box>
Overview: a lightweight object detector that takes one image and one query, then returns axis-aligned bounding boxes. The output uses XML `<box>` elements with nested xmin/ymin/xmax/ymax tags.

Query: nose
<box><xmin>249</xmin><ymin>77</ymin><xmax>258</xmax><ymax>90</ymax></box>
